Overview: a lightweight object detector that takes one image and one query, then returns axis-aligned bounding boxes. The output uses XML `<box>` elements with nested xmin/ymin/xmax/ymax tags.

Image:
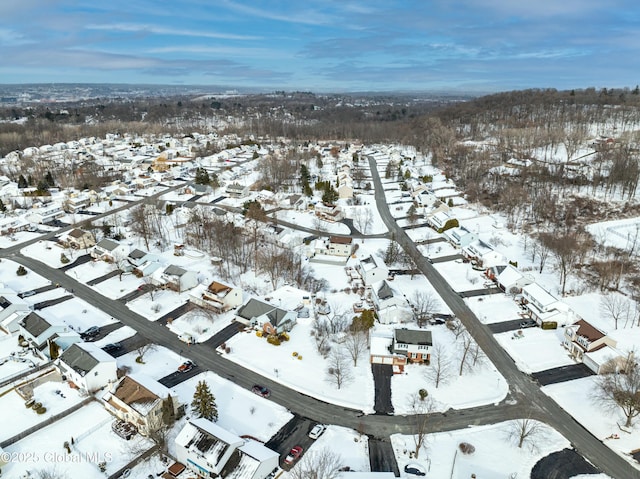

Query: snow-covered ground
<box><xmin>465</xmin><ymin>294</ymin><xmax>524</xmax><ymax>324</ymax></box>
<box><xmin>271</xmin><ymin>209</ymin><xmax>351</xmax><ymax>234</ymax></box>
<box><xmin>433</xmin><ymin>260</ymin><xmax>488</xmax><ymax>292</ymax></box>
<box><xmin>494</xmin><ymin>328</ymin><xmax>574</xmax><ymax>373</ymax></box>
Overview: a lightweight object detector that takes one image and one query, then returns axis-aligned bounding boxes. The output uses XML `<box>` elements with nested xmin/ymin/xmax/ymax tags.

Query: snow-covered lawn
<box><xmin>494</xmin><ymin>328</ymin><xmax>575</xmax><ymax>373</ymax></box>
<box><xmin>587</xmin><ymin>216</ymin><xmax>640</xmax><ymax>252</ymax></box>
<box><xmin>0</xmin><ymin>258</ymin><xmax>51</xmax><ymax>292</ymax></box>
<box><xmin>40</xmin><ymin>297</ymin><xmax>118</xmax><ymax>332</ymax></box>
<box><xmin>421</xmin><ymin>241</ymin><xmax>459</xmax><ymax>259</ymax></box>
<box><xmin>167</xmin><ymin>308</ymin><xmax>235</xmax><ymax>343</ymax></box>
<box><xmin>433</xmin><ymin>260</ymin><xmax>487</xmax><ymax>292</ymax></box>
<box><xmin>172</xmin><ymin>371</ymin><xmax>293</xmax><ymax>442</ymax></box>
<box><xmin>405</xmin><ymin>226</ymin><xmax>439</xmax><ymax>243</ymax></box>
<box><xmin>0</xmin><ymin>378</ymin><xmax>84</xmax><ymax>443</ymax></box>
<box><xmin>392</xmin><ymin>326</ymin><xmax>507</xmax><ymax>414</ymax></box>
<box><xmin>66</xmin><ymin>259</ymin><xmax>113</xmax><ymax>283</ymax></box>
<box><xmin>391</xmin><ymin>420</ymin><xmax>570</xmax><ymax>479</ymax></box>
<box><xmin>21</xmin><ymin>240</ymin><xmax>80</xmax><ymax>269</ymax></box>
<box><xmin>543</xmin><ymin>377</ymin><xmax>640</xmax><ymax>468</ymax></box>
<box><xmin>0</xmin><ymin>231</ymin><xmax>42</xmax><ymax>248</ymax></box>
<box><xmin>3</xmin><ymin>402</ymin><xmax>154</xmax><ymax>479</ymax></box>
<box><xmin>117</xmin><ymin>345</ymin><xmax>183</xmax><ymax>379</ymax></box>
<box><xmin>19</xmin><ymin>286</ymin><xmax>70</xmax><ymax>306</ymax></box>
<box><xmin>91</xmin><ymin>272</ymin><xmax>142</xmax><ymax>299</ymax></box>
<box><xmin>126</xmin><ymin>289</ymin><xmax>189</xmax><ymax>322</ymax></box>
<box><xmin>344</xmin><ymin>202</ymin><xmax>388</xmax><ymax>234</ymax></box>
<box><xmin>91</xmin><ymin>326</ymin><xmax>137</xmax><ymax>347</ymax></box>
<box><xmin>271</xmin><ymin>209</ymin><xmax>351</xmax><ymax>234</ymax></box>
<box><xmin>391</xmin><ymin>275</ymin><xmax>451</xmax><ymax>314</ymax></box>
<box><xmin>465</xmin><ymin>294</ymin><xmax>524</xmax><ymax>324</ymax></box>
<box><xmin>225</xmin><ymin>317</ymin><xmax>376</xmax><ymax>412</ymax></box>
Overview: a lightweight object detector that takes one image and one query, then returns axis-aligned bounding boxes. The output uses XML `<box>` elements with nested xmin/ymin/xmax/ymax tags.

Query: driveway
<box><xmin>368</xmin><ymin>437</ymin><xmax>400</xmax><ymax>475</ymax></box>
<box><xmin>202</xmin><ymin>322</ymin><xmax>244</xmax><ymax>348</ymax></box>
<box><xmin>371</xmin><ymin>363</ymin><xmax>394</xmax><ymax>415</ymax></box>
<box><xmin>531</xmin><ymin>448</ymin><xmax>600</xmax><ymax>479</ymax></box>
<box><xmin>457</xmin><ymin>287</ymin><xmax>503</xmax><ymax>298</ymax></box>
<box><xmin>264</xmin><ymin>415</ymin><xmax>315</xmax><ymax>470</ymax></box>
<box><xmin>488</xmin><ymin>319</ymin><xmax>530</xmax><ymax>334</ymax></box>
<box><xmin>531</xmin><ymin>363</ymin><xmax>595</xmax><ymax>386</ymax></box>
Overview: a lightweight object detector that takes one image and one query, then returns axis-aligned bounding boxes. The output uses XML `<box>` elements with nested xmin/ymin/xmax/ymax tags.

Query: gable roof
<box><xmin>128</xmin><ymin>248</ymin><xmax>147</xmax><ymax>260</ymax></box>
<box><xmin>394</xmin><ymin>328</ymin><xmax>433</xmax><ymax>346</ymax></box>
<box><xmin>237</xmin><ymin>298</ymin><xmax>275</xmax><ymax>320</ymax></box>
<box><xmin>175</xmin><ymin>418</ymin><xmax>243</xmax><ymax>469</ymax></box>
<box><xmin>111</xmin><ymin>374</ymin><xmax>169</xmax><ymax>415</ymax></box>
<box><xmin>572</xmin><ymin>319</ymin><xmax>606</xmax><ymax>342</ymax></box>
<box><xmin>377</xmin><ymin>281</ymin><xmax>394</xmax><ymax>300</ymax></box>
<box><xmin>59</xmin><ymin>342</ymin><xmax>112</xmax><ymax>375</ymax></box>
<box><xmin>164</xmin><ymin>264</ymin><xmax>187</xmax><ymax>276</ymax></box>
<box><xmin>20</xmin><ymin>312</ymin><xmax>52</xmax><ymax>337</ymax></box>
<box><xmin>95</xmin><ymin>238</ymin><xmax>121</xmax><ymax>251</ymax></box>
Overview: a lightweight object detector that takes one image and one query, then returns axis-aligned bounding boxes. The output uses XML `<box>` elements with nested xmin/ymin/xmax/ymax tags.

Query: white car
<box><xmin>308</xmin><ymin>424</ymin><xmax>326</xmax><ymax>440</ymax></box>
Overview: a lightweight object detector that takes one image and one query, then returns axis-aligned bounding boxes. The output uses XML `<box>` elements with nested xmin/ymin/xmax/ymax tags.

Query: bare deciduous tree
<box><xmin>343</xmin><ymin>330</ymin><xmax>368</xmax><ymax>367</ymax></box>
<box><xmin>288</xmin><ymin>447</ymin><xmax>343</xmax><ymax>479</ymax></box>
<box><xmin>353</xmin><ymin>207</ymin><xmax>373</xmax><ymax>238</ymax></box>
<box><xmin>136</xmin><ymin>343</ymin><xmax>157</xmax><ymax>363</ymax></box>
<box><xmin>506</xmin><ymin>418</ymin><xmax>546</xmax><ymax>451</ymax></box>
<box><xmin>593</xmin><ymin>352</ymin><xmax>640</xmax><ymax>428</ymax></box>
<box><xmin>458</xmin><ymin>331</ymin><xmax>475</xmax><ymax>376</ymax></box>
<box><xmin>412</xmin><ymin>291</ymin><xmax>438</xmax><ymax>327</ymax></box>
<box><xmin>326</xmin><ymin>350</ymin><xmax>353</xmax><ymax>390</ymax></box>
<box><xmin>407</xmin><ymin>392</ymin><xmax>435</xmax><ymax>458</ymax></box>
<box><xmin>425</xmin><ymin>343</ymin><xmax>452</xmax><ymax>388</ymax></box>
<box><xmin>601</xmin><ymin>293</ymin><xmax>634</xmax><ymax>329</ymax></box>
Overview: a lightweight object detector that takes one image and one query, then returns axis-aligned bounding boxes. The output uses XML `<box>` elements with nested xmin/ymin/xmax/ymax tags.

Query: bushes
<box><xmin>266</xmin><ymin>335</ymin><xmax>281</xmax><ymax>346</ymax></box>
<box><xmin>437</xmin><ymin>218</ymin><xmax>459</xmax><ymax>233</ymax></box>
<box><xmin>16</xmin><ymin>265</ymin><xmax>27</xmax><ymax>276</ymax></box>
<box><xmin>60</xmin><ymin>253</ymin><xmax>70</xmax><ymax>264</ymax></box>
<box><xmin>541</xmin><ymin>321</ymin><xmax>558</xmax><ymax>330</ymax></box>
<box><xmin>35</xmin><ymin>406</ymin><xmax>47</xmax><ymax>414</ymax></box>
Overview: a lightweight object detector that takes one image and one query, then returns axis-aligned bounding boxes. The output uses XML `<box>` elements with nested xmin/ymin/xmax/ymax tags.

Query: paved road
<box><xmin>367</xmin><ymin>156</ymin><xmax>639</xmax><ymax>479</ymax></box>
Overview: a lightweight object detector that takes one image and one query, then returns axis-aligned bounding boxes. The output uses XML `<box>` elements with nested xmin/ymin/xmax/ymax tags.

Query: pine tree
<box><xmin>17</xmin><ymin>175</ymin><xmax>27</xmax><ymax>189</ymax></box>
<box><xmin>0</xmin><ymin>198</ymin><xmax>6</xmax><ymax>212</ymax></box>
<box><xmin>191</xmin><ymin>380</ymin><xmax>218</xmax><ymax>421</ymax></box>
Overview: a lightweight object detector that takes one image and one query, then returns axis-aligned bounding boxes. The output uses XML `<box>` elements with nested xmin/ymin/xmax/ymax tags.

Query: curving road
<box><xmin>4</xmin><ymin>173</ymin><xmax>639</xmax><ymax>478</ymax></box>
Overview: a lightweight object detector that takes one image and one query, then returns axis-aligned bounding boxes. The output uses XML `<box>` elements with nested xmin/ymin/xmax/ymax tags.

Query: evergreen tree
<box><xmin>0</xmin><ymin>198</ymin><xmax>6</xmax><ymax>212</ymax></box>
<box><xmin>195</xmin><ymin>168</ymin><xmax>210</xmax><ymax>185</ymax></box>
<box><xmin>45</xmin><ymin>171</ymin><xmax>55</xmax><ymax>187</ymax></box>
<box><xmin>17</xmin><ymin>175</ymin><xmax>27</xmax><ymax>189</ymax></box>
<box><xmin>191</xmin><ymin>380</ymin><xmax>218</xmax><ymax>421</ymax></box>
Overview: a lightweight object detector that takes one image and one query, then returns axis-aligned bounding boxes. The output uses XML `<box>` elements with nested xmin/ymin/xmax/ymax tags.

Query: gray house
<box><xmin>392</xmin><ymin>328</ymin><xmax>433</xmax><ymax>364</ymax></box>
<box><xmin>236</xmin><ymin>298</ymin><xmax>297</xmax><ymax>334</ymax></box>
<box><xmin>57</xmin><ymin>342</ymin><xmax>117</xmax><ymax>393</ymax></box>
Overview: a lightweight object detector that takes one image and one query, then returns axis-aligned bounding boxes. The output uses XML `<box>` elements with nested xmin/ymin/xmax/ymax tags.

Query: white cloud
<box><xmin>85</xmin><ymin>23</ymin><xmax>260</xmax><ymax>41</ymax></box>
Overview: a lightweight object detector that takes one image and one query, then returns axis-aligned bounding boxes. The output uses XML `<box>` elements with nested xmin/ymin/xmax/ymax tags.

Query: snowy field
<box><xmin>91</xmin><ymin>273</ymin><xmax>142</xmax><ymax>299</ymax></box>
<box><xmin>433</xmin><ymin>260</ymin><xmax>488</xmax><ymax>292</ymax></box>
<box><xmin>587</xmin><ymin>216</ymin><xmax>640</xmax><ymax>252</ymax></box>
<box><xmin>166</xmin><ymin>308</ymin><xmax>235</xmax><ymax>343</ymax></box>
<box><xmin>0</xmin><ymin>258</ymin><xmax>51</xmax><ymax>293</ymax></box>
<box><xmin>271</xmin><ymin>209</ymin><xmax>351</xmax><ymax>235</ymax></box>
<box><xmin>494</xmin><ymin>328</ymin><xmax>575</xmax><ymax>373</ymax></box>
<box><xmin>405</xmin><ymin>226</ymin><xmax>439</xmax><ymax>243</ymax></box>
<box><xmin>465</xmin><ymin>294</ymin><xmax>524</xmax><ymax>324</ymax></box>
<box><xmin>391</xmin><ymin>420</ymin><xmax>572</xmax><ymax>479</ymax></box>
<box><xmin>126</xmin><ymin>289</ymin><xmax>189</xmax><ymax>322</ymax></box>
<box><xmin>39</xmin><ymin>297</ymin><xmax>118</xmax><ymax>332</ymax></box>
<box><xmin>0</xmin><ymin>334</ymin><xmax>47</xmax><ymax>382</ymax></box>
<box><xmin>543</xmin><ymin>377</ymin><xmax>640</xmax><ymax>469</ymax></box>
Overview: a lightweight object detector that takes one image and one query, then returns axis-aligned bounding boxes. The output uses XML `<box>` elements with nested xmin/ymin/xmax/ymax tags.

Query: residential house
<box><xmin>356</xmin><ymin>255</ymin><xmax>389</xmax><ymax>286</ymax></box>
<box><xmin>369</xmin><ymin>331</ymin><xmax>409</xmax><ymax>373</ymax></box>
<box><xmin>153</xmin><ymin>265</ymin><xmax>198</xmax><ymax>293</ymax></box>
<box><xmin>103</xmin><ymin>374</ymin><xmax>181</xmax><ymax>436</ymax></box>
<box><xmin>226</xmin><ymin>183</ymin><xmax>249</xmax><ymax>198</ymax></box>
<box><xmin>19</xmin><ymin>312</ymin><xmax>77</xmax><ymax>350</ymax></box>
<box><xmin>393</xmin><ymin>328</ymin><xmax>433</xmax><ymax>363</ymax></box>
<box><xmin>315</xmin><ymin>202</ymin><xmax>344</xmax><ymax>222</ymax></box>
<box><xmin>495</xmin><ymin>265</ymin><xmax>533</xmax><ymax>294</ymax></box>
<box><xmin>59</xmin><ymin>228</ymin><xmax>96</xmax><ymax>250</ymax></box>
<box><xmin>91</xmin><ymin>238</ymin><xmax>129</xmax><ymax>262</ymax></box>
<box><xmin>65</xmin><ymin>194</ymin><xmax>90</xmax><ymax>213</ymax></box>
<box><xmin>189</xmin><ymin>280</ymin><xmax>243</xmax><ymax>312</ymax></box>
<box><xmin>183</xmin><ymin>182</ymin><xmax>213</xmax><ymax>196</ymax></box>
<box><xmin>57</xmin><ymin>342</ymin><xmax>118</xmax><ymax>393</ymax></box>
<box><xmin>129</xmin><ymin>252</ymin><xmax>163</xmax><ymax>277</ymax></box>
<box><xmin>0</xmin><ymin>216</ymin><xmax>29</xmax><ymax>235</ymax></box>
<box><xmin>462</xmin><ymin>239</ymin><xmax>507</xmax><ymax>268</ymax></box>
<box><xmin>444</xmin><ymin>225</ymin><xmax>477</xmax><ymax>248</ymax></box>
<box><xmin>236</xmin><ymin>298</ymin><xmax>297</xmax><ymax>334</ymax></box>
<box><xmin>337</xmin><ymin>178</ymin><xmax>353</xmax><ymax>199</ymax></box>
<box><xmin>328</xmin><ymin>236</ymin><xmax>354</xmax><ymax>256</ymax></box>
<box><xmin>27</xmin><ymin>202</ymin><xmax>65</xmax><ymax>224</ymax></box>
<box><xmin>175</xmin><ymin>418</ymin><xmax>279</xmax><ymax>479</ymax></box>
<box><xmin>371</xmin><ymin>280</ymin><xmax>412</xmax><ymax>324</ymax></box>
<box><xmin>0</xmin><ymin>292</ymin><xmax>31</xmax><ymax>334</ymax></box>
<box><xmin>563</xmin><ymin>319</ymin><xmax>619</xmax><ymax>373</ymax></box>
<box><xmin>426</xmin><ymin>210</ymin><xmax>454</xmax><ymax>231</ymax></box>
<box><xmin>521</xmin><ymin>283</ymin><xmax>571</xmax><ymax>327</ymax></box>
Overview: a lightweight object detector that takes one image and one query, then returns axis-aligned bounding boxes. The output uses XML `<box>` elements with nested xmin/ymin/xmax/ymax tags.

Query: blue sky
<box><xmin>0</xmin><ymin>0</ymin><xmax>638</xmax><ymax>92</ymax></box>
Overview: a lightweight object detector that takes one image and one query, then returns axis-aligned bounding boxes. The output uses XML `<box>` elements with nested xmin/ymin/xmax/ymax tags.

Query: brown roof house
<box><xmin>58</xmin><ymin>228</ymin><xmax>96</xmax><ymax>250</ymax></box>
<box><xmin>563</xmin><ymin>319</ymin><xmax>622</xmax><ymax>373</ymax></box>
<box><xmin>103</xmin><ymin>374</ymin><xmax>181</xmax><ymax>436</ymax></box>
<box><xmin>189</xmin><ymin>280</ymin><xmax>243</xmax><ymax>312</ymax></box>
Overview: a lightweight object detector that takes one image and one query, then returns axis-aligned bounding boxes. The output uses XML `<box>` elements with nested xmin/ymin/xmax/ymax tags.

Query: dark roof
<box><xmin>330</xmin><ymin>236</ymin><xmax>352</xmax><ymax>245</ymax></box>
<box><xmin>266</xmin><ymin>308</ymin><xmax>292</xmax><ymax>327</ymax></box>
<box><xmin>20</xmin><ymin>312</ymin><xmax>52</xmax><ymax>337</ymax></box>
<box><xmin>236</xmin><ymin>298</ymin><xmax>275</xmax><ymax>321</ymax></box>
<box><xmin>59</xmin><ymin>343</ymin><xmax>101</xmax><ymax>375</ymax></box>
<box><xmin>164</xmin><ymin>264</ymin><xmax>187</xmax><ymax>276</ymax></box>
<box><xmin>377</xmin><ymin>281</ymin><xmax>394</xmax><ymax>300</ymax></box>
<box><xmin>128</xmin><ymin>248</ymin><xmax>147</xmax><ymax>260</ymax></box>
<box><xmin>69</xmin><ymin>228</ymin><xmax>88</xmax><ymax>238</ymax></box>
<box><xmin>394</xmin><ymin>328</ymin><xmax>433</xmax><ymax>346</ymax></box>
<box><xmin>96</xmin><ymin>238</ymin><xmax>121</xmax><ymax>251</ymax></box>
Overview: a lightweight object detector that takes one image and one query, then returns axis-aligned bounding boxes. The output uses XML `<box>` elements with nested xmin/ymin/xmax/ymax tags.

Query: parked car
<box><xmin>81</xmin><ymin>326</ymin><xmax>100</xmax><ymax>340</ymax></box>
<box><xmin>178</xmin><ymin>333</ymin><xmax>195</xmax><ymax>345</ymax></box>
<box><xmin>102</xmin><ymin>342</ymin><xmax>122</xmax><ymax>354</ymax></box>
<box><xmin>178</xmin><ymin>360</ymin><xmax>196</xmax><ymax>373</ymax></box>
<box><xmin>21</xmin><ymin>290</ymin><xmax>36</xmax><ymax>297</ymax></box>
<box><xmin>404</xmin><ymin>463</ymin><xmax>427</xmax><ymax>476</ymax></box>
<box><xmin>251</xmin><ymin>385</ymin><xmax>270</xmax><ymax>398</ymax></box>
<box><xmin>520</xmin><ymin>319</ymin><xmax>537</xmax><ymax>329</ymax></box>
<box><xmin>308</xmin><ymin>424</ymin><xmax>326</xmax><ymax>439</ymax></box>
<box><xmin>284</xmin><ymin>446</ymin><xmax>303</xmax><ymax>465</ymax></box>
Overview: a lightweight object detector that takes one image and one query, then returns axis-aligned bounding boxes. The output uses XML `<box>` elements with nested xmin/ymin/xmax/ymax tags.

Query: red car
<box><xmin>178</xmin><ymin>360</ymin><xmax>196</xmax><ymax>373</ymax></box>
<box><xmin>252</xmin><ymin>385</ymin><xmax>270</xmax><ymax>398</ymax></box>
<box><xmin>284</xmin><ymin>446</ymin><xmax>303</xmax><ymax>465</ymax></box>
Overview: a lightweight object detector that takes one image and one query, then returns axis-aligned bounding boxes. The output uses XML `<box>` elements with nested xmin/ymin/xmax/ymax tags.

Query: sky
<box><xmin>0</xmin><ymin>0</ymin><xmax>638</xmax><ymax>93</ymax></box>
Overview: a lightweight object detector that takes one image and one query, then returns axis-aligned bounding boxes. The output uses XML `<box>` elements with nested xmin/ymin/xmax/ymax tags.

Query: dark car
<box><xmin>404</xmin><ymin>464</ymin><xmax>426</xmax><ymax>476</ymax></box>
<box><xmin>102</xmin><ymin>342</ymin><xmax>122</xmax><ymax>354</ymax></box>
<box><xmin>251</xmin><ymin>385</ymin><xmax>270</xmax><ymax>398</ymax></box>
<box><xmin>81</xmin><ymin>326</ymin><xmax>101</xmax><ymax>340</ymax></box>
<box><xmin>520</xmin><ymin>320</ymin><xmax>537</xmax><ymax>329</ymax></box>
<box><xmin>178</xmin><ymin>360</ymin><xmax>196</xmax><ymax>373</ymax></box>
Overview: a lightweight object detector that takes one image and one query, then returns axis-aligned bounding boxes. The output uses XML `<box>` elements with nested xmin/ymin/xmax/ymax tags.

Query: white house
<box><xmin>444</xmin><ymin>225</ymin><xmax>477</xmax><ymax>248</ymax></box>
<box><xmin>521</xmin><ymin>283</ymin><xmax>571</xmax><ymax>327</ymax></box>
<box><xmin>226</xmin><ymin>183</ymin><xmax>249</xmax><ymax>198</ymax></box>
<box><xmin>57</xmin><ymin>342</ymin><xmax>118</xmax><ymax>393</ymax></box>
<box><xmin>0</xmin><ymin>292</ymin><xmax>31</xmax><ymax>334</ymax></box>
<box><xmin>153</xmin><ymin>265</ymin><xmax>198</xmax><ymax>293</ymax></box>
<box><xmin>175</xmin><ymin>418</ymin><xmax>279</xmax><ymax>479</ymax></box>
<box><xmin>189</xmin><ymin>280</ymin><xmax>243</xmax><ymax>312</ymax></box>
<box><xmin>91</xmin><ymin>238</ymin><xmax>130</xmax><ymax>262</ymax></box>
<box><xmin>462</xmin><ymin>239</ymin><xmax>507</xmax><ymax>268</ymax></box>
<box><xmin>27</xmin><ymin>202</ymin><xmax>65</xmax><ymax>224</ymax></box>
<box><xmin>19</xmin><ymin>312</ymin><xmax>76</xmax><ymax>349</ymax></box>
<box><xmin>495</xmin><ymin>265</ymin><xmax>533</xmax><ymax>293</ymax></box>
<box><xmin>371</xmin><ymin>280</ymin><xmax>412</xmax><ymax>324</ymax></box>
<box><xmin>356</xmin><ymin>255</ymin><xmax>388</xmax><ymax>286</ymax></box>
<box><xmin>562</xmin><ymin>319</ymin><xmax>622</xmax><ymax>373</ymax></box>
